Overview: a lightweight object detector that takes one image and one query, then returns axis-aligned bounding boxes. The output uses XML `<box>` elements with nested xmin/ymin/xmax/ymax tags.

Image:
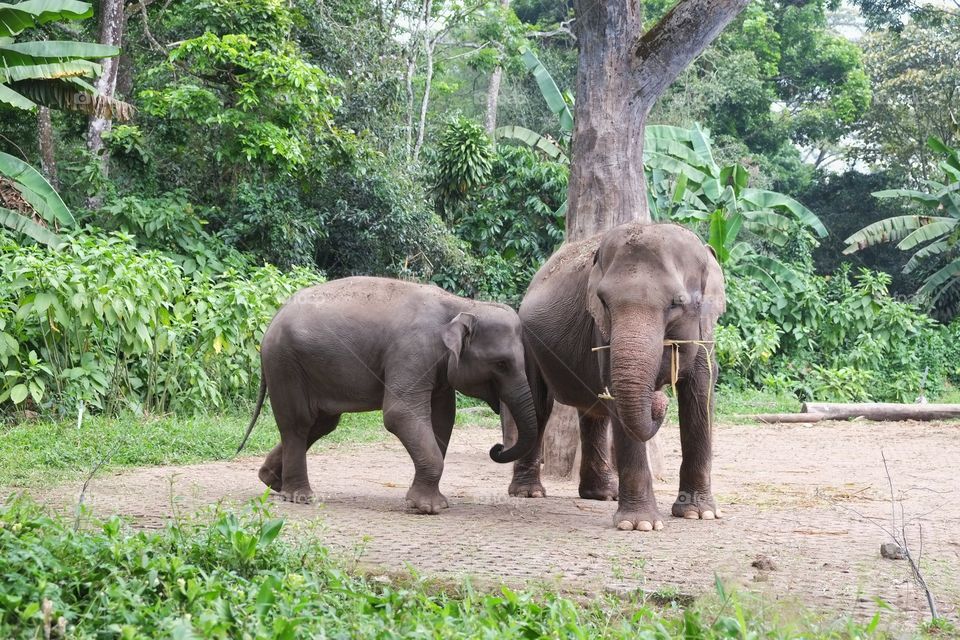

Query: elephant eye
<box><xmin>495</xmin><ymin>360</ymin><xmax>510</xmax><ymax>372</ymax></box>
<box><xmin>671</xmin><ymin>293</ymin><xmax>689</xmax><ymax>308</ymax></box>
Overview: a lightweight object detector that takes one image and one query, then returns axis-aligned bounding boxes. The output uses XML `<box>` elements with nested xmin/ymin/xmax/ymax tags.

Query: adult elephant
<box><xmin>507</xmin><ymin>222</ymin><xmax>726</xmax><ymax>531</ymax></box>
<box><xmin>237</xmin><ymin>276</ymin><xmax>539</xmax><ymax>513</ymax></box>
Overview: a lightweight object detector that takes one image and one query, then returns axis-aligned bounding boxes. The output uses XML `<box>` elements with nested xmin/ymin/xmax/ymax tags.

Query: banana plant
<box><xmin>844</xmin><ymin>137</ymin><xmax>960</xmax><ymax>312</ymax></box>
<box><xmin>0</xmin><ymin>0</ymin><xmax>131</xmax><ymax>118</ymax></box>
<box><xmin>0</xmin><ymin>150</ymin><xmax>75</xmax><ymax>246</ymax></box>
<box><xmin>494</xmin><ymin>48</ymin><xmax>572</xmax><ymax>159</ymax></box>
<box><xmin>0</xmin><ymin>0</ymin><xmax>133</xmax><ymax>245</ymax></box>
<box><xmin>645</xmin><ymin>124</ymin><xmax>828</xmax><ymax>304</ymax></box>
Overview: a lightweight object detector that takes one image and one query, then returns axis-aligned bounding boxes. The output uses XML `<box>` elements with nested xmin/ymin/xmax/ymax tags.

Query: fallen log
<box><xmin>750</xmin><ymin>413</ymin><xmax>830</xmax><ymax>424</ymax></box>
<box><xmin>801</xmin><ymin>403</ymin><xmax>960</xmax><ymax>421</ymax></box>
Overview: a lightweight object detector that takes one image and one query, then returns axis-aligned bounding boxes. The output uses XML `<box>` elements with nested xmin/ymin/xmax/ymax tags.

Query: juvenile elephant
<box><xmin>237</xmin><ymin>276</ymin><xmax>539</xmax><ymax>513</ymax></box>
<box><xmin>508</xmin><ymin>222</ymin><xmax>726</xmax><ymax>531</ymax></box>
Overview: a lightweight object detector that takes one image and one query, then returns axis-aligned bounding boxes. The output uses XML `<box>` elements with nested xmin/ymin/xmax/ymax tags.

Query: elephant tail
<box><xmin>236</xmin><ymin>377</ymin><xmax>267</xmax><ymax>455</ymax></box>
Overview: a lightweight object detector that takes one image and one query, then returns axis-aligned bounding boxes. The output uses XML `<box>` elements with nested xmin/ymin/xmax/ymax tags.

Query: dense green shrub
<box><xmin>0</xmin><ymin>232</ymin><xmax>319</xmax><ymax>417</ymax></box>
<box><xmin>718</xmin><ymin>264</ymin><xmax>959</xmax><ymax>402</ymax></box>
<box><xmin>430</xmin><ymin>144</ymin><xmax>567</xmax><ymax>302</ymax></box>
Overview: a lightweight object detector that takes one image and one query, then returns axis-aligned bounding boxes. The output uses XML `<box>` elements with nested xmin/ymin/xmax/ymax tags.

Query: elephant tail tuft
<box><xmin>236</xmin><ymin>377</ymin><xmax>268</xmax><ymax>455</ymax></box>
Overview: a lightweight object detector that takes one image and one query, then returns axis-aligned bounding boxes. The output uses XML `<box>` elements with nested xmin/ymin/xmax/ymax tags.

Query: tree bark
<box><xmin>85</xmin><ymin>0</ymin><xmax>126</xmax><ymax>207</ymax></box>
<box><xmin>411</xmin><ymin>0</ymin><xmax>434</xmax><ymax>164</ymax></box>
<box><xmin>484</xmin><ymin>65</ymin><xmax>504</xmax><ymax>135</ymax></box>
<box><xmin>37</xmin><ymin>108</ymin><xmax>59</xmax><ymax>191</ymax></box>
<box><xmin>484</xmin><ymin>0</ymin><xmax>509</xmax><ymax>136</ymax></box>
<box><xmin>542</xmin><ymin>0</ymin><xmax>749</xmax><ymax>478</ymax></box>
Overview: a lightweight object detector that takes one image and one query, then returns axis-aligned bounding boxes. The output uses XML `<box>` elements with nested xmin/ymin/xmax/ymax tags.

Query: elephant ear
<box><xmin>700</xmin><ymin>245</ymin><xmax>726</xmax><ymax>339</ymax></box>
<box><xmin>586</xmin><ymin>249</ymin><xmax>611</xmax><ymax>343</ymax></box>
<box><xmin>442</xmin><ymin>312</ymin><xmax>477</xmax><ymax>364</ymax></box>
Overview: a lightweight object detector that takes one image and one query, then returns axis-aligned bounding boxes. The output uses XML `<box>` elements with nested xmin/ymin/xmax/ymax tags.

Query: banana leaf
<box><xmin>0</xmin><ymin>150</ymin><xmax>74</xmax><ymax>226</ymax></box>
<box><xmin>844</xmin><ymin>215</ymin><xmax>954</xmax><ymax>253</ymax></box>
<box><xmin>0</xmin><ymin>207</ymin><xmax>63</xmax><ymax>246</ymax></box>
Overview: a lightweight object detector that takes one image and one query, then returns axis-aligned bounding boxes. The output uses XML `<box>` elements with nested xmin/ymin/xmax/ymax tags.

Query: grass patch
<box><xmin>0</xmin><ymin>495</ymin><xmax>921</xmax><ymax>639</ymax></box>
<box><xmin>0</xmin><ymin>409</ymin><xmax>386</xmax><ymax>488</ymax></box>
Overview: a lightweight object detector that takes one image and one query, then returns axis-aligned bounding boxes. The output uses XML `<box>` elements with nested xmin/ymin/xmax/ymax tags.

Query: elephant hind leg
<box><xmin>578</xmin><ymin>412</ymin><xmax>618</xmax><ymax>501</ymax></box>
<box><xmin>259</xmin><ymin>412</ymin><xmax>341</xmax><ymax>495</ymax></box>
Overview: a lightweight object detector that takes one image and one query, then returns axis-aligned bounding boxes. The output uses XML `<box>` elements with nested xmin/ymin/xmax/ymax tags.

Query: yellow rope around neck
<box><xmin>663</xmin><ymin>339</ymin><xmax>716</xmax><ymax>431</ymax></box>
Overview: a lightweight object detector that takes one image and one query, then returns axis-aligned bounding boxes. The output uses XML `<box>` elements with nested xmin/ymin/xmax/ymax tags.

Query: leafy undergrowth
<box><xmin>0</xmin><ymin>410</ymin><xmax>385</xmax><ymax>488</ymax></box>
<box><xmin>0</xmin><ymin>495</ymin><xmax>910</xmax><ymax>640</ymax></box>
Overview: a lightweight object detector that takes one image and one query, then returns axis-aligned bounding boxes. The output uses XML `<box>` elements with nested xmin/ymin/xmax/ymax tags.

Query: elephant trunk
<box><xmin>489</xmin><ymin>382</ymin><xmax>539</xmax><ymax>463</ymax></box>
<box><xmin>609</xmin><ymin>322</ymin><xmax>664</xmax><ymax>443</ymax></box>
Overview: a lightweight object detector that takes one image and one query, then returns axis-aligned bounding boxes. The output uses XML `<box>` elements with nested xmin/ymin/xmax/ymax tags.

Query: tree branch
<box><xmin>632</xmin><ymin>0</ymin><xmax>750</xmax><ymax>100</ymax></box>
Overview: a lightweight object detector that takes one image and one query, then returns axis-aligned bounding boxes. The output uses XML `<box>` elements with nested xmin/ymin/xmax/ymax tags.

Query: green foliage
<box><xmin>432</xmin><ymin>117</ymin><xmax>496</xmax><ymax>215</ymax></box>
<box><xmin>0</xmin><ymin>495</ymin><xmax>890</xmax><ymax>639</ymax></box>
<box><xmin>140</xmin><ymin>33</ymin><xmax>340</xmax><ymax>174</ymax></box>
<box><xmin>854</xmin><ymin>11</ymin><xmax>960</xmax><ymax>185</ymax></box>
<box><xmin>0</xmin><ymin>231</ymin><xmax>319</xmax><ymax>417</ymax></box>
<box><xmin>645</xmin><ymin>124</ymin><xmax>826</xmax><ymax>303</ymax></box>
<box><xmin>844</xmin><ymin>138</ymin><xmax>960</xmax><ymax>318</ymax></box>
<box><xmin>434</xmin><ymin>143</ymin><xmax>567</xmax><ymax>301</ymax></box>
<box><xmin>720</xmin><ymin>264</ymin><xmax>959</xmax><ymax>402</ymax></box>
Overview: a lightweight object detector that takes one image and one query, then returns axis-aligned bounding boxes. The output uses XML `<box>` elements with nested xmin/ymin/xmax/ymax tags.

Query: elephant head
<box><xmin>441</xmin><ymin>307</ymin><xmax>539</xmax><ymax>464</ymax></box>
<box><xmin>586</xmin><ymin>223</ymin><xmax>726</xmax><ymax>442</ymax></box>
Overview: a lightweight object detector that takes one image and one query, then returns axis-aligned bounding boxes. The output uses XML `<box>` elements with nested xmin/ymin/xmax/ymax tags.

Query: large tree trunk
<box><xmin>541</xmin><ymin>0</ymin><xmax>749</xmax><ymax>478</ymax></box>
<box><xmin>85</xmin><ymin>0</ymin><xmax>125</xmax><ymax>208</ymax></box>
<box><xmin>37</xmin><ymin>108</ymin><xmax>59</xmax><ymax>191</ymax></box>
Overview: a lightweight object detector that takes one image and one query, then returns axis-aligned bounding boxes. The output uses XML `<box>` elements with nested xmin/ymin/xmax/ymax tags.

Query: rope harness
<box><xmin>591</xmin><ymin>339</ymin><xmax>716</xmax><ymax>429</ymax></box>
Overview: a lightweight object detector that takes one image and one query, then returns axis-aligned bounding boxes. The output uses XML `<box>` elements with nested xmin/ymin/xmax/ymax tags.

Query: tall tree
<box><xmin>484</xmin><ymin>0</ymin><xmax>511</xmax><ymax>134</ymax></box>
<box><xmin>542</xmin><ymin>0</ymin><xmax>750</xmax><ymax>477</ymax></box>
<box><xmin>85</xmin><ymin>0</ymin><xmax>125</xmax><ymax>206</ymax></box>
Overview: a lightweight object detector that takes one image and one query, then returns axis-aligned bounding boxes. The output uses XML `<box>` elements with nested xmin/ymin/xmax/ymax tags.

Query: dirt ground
<box><xmin>35</xmin><ymin>419</ymin><xmax>960</xmax><ymax>627</ymax></box>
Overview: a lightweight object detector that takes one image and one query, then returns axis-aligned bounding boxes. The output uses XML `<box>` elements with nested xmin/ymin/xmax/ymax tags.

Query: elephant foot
<box><xmin>509</xmin><ymin>478</ymin><xmax>547</xmax><ymax>498</ymax></box>
<box><xmin>613</xmin><ymin>503</ymin><xmax>664</xmax><ymax>531</ymax></box>
<box><xmin>405</xmin><ymin>484</ymin><xmax>449</xmax><ymax>514</ymax></box>
<box><xmin>279</xmin><ymin>484</ymin><xmax>316</xmax><ymax>505</ymax></box>
<box><xmin>672</xmin><ymin>490</ymin><xmax>722</xmax><ymax>520</ymax></box>
<box><xmin>578</xmin><ymin>474</ymin><xmax>618</xmax><ymax>501</ymax></box>
<box><xmin>258</xmin><ymin>464</ymin><xmax>283</xmax><ymax>492</ymax></box>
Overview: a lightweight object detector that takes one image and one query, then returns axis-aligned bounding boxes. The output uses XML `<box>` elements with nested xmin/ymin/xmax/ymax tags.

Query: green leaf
<box><xmin>520</xmin><ymin>49</ymin><xmax>573</xmax><ymax>135</ymax></box>
<box><xmin>844</xmin><ymin>216</ymin><xmax>953</xmax><ymax>253</ymax></box>
<box><xmin>0</xmin><ymin>1</ymin><xmax>93</xmax><ymax>38</ymax></box>
<box><xmin>0</xmin><ymin>81</ymin><xmax>34</xmax><ymax>109</ymax></box>
<box><xmin>0</xmin><ymin>39</ymin><xmax>117</xmax><ymax>60</ymax></box>
<box><xmin>0</xmin><ymin>207</ymin><xmax>63</xmax><ymax>246</ymax></box>
<box><xmin>897</xmin><ymin>220</ymin><xmax>956</xmax><ymax>250</ymax></box>
<box><xmin>494</xmin><ymin>126</ymin><xmax>567</xmax><ymax>161</ymax></box>
<box><xmin>8</xmin><ymin>383</ymin><xmax>28</xmax><ymax>404</ymax></box>
<box><xmin>258</xmin><ymin>518</ymin><xmax>284</xmax><ymax>548</ymax></box>
<box><xmin>0</xmin><ymin>151</ymin><xmax>74</xmax><ymax>227</ymax></box>
<box><xmin>739</xmin><ymin>189</ymin><xmax>826</xmax><ymax>237</ymax></box>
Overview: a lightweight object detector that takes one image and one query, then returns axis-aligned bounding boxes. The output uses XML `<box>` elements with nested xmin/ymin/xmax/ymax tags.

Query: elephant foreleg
<box><xmin>611</xmin><ymin>422</ymin><xmax>663</xmax><ymax>531</ymax></box>
<box><xmin>384</xmin><ymin>393</ymin><xmax>448</xmax><ymax>514</ymax></box>
<box><xmin>672</xmin><ymin>352</ymin><xmax>720</xmax><ymax>520</ymax></box>
<box><xmin>430</xmin><ymin>388</ymin><xmax>456</xmax><ymax>458</ymax></box>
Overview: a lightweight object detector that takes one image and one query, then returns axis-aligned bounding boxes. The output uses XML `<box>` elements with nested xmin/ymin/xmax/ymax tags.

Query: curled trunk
<box><xmin>489</xmin><ymin>385</ymin><xmax>539</xmax><ymax>463</ymax></box>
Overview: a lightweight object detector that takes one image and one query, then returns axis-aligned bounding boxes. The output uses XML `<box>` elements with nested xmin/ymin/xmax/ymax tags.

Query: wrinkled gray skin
<box><xmin>238</xmin><ymin>276</ymin><xmax>539</xmax><ymax>513</ymax></box>
<box><xmin>506</xmin><ymin>223</ymin><xmax>726</xmax><ymax>531</ymax></box>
